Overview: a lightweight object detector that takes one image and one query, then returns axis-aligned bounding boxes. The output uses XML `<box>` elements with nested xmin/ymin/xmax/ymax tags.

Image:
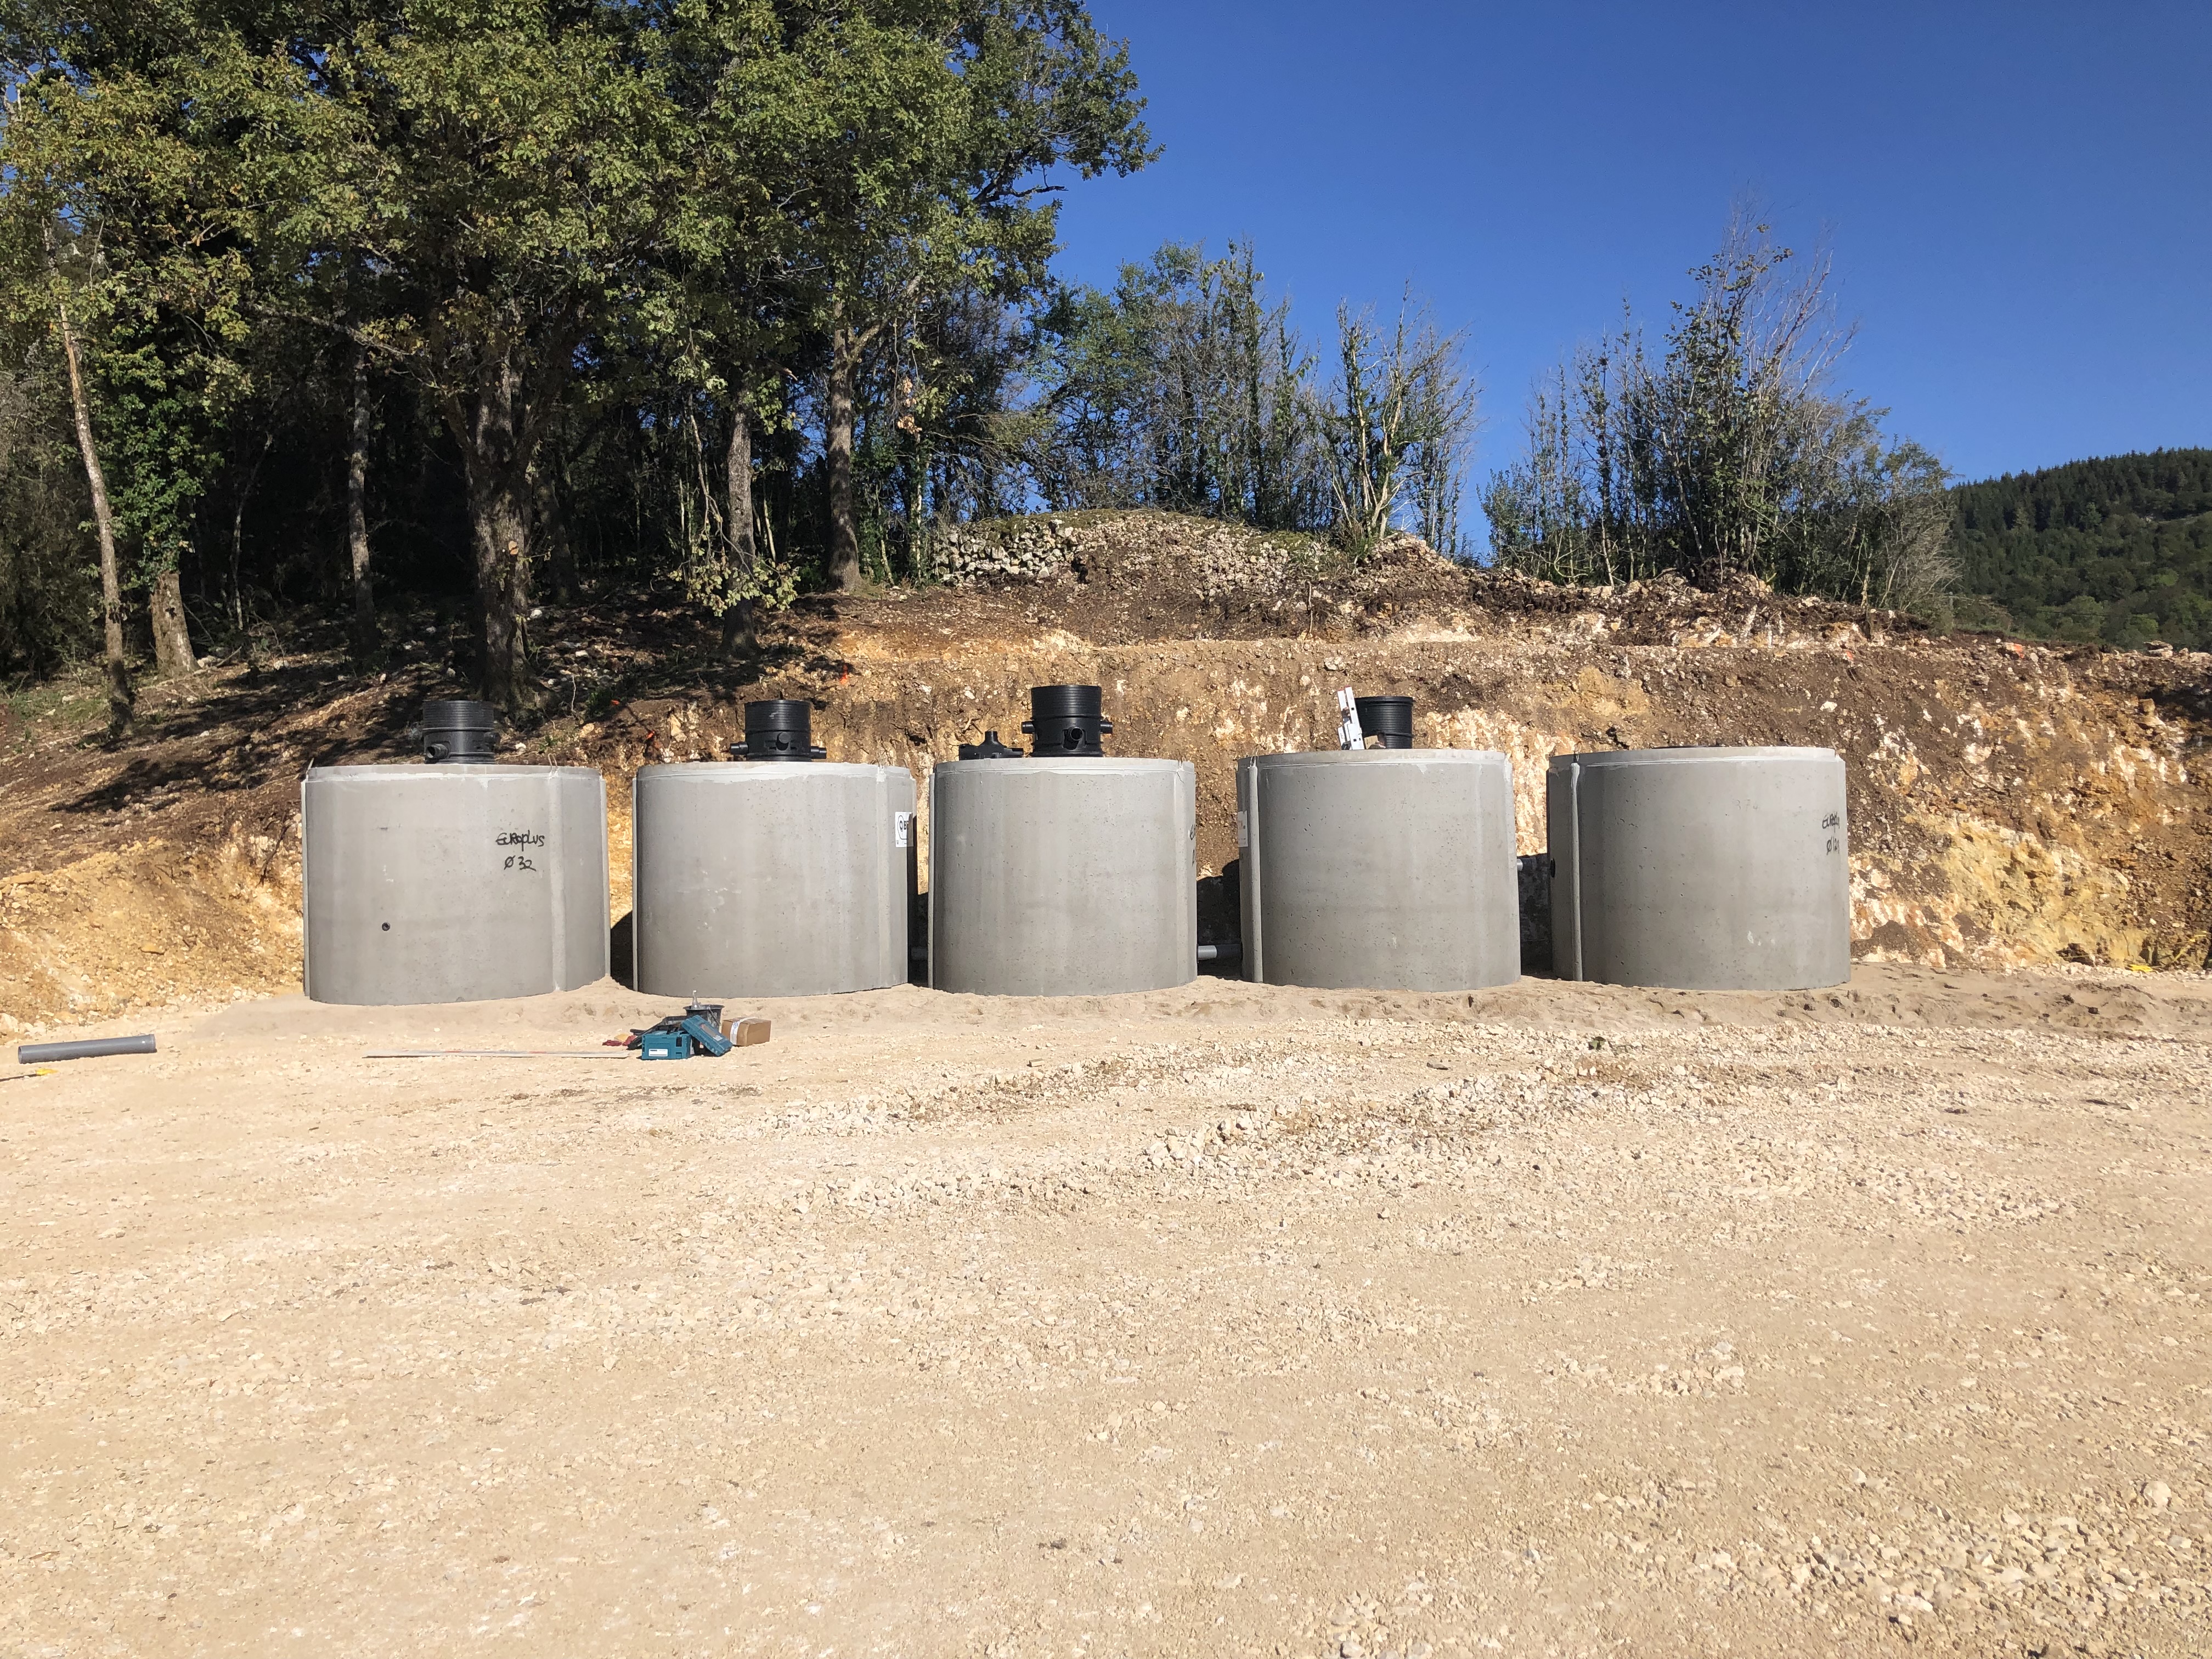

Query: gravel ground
<box><xmin>3</xmin><ymin>963</ymin><xmax>2208</xmax><ymax>1658</ymax></box>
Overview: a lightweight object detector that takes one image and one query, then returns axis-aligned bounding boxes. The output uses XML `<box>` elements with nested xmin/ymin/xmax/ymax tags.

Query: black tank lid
<box><xmin>420</xmin><ymin>699</ymin><xmax>498</xmax><ymax>764</ymax></box>
<box><xmin>1022</xmin><ymin>683</ymin><xmax>1113</xmax><ymax>757</ymax></box>
<box><xmin>731</xmin><ymin>699</ymin><xmax>825</xmax><ymax>761</ymax></box>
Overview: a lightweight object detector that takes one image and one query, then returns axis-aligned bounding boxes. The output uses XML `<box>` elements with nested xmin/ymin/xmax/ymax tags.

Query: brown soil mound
<box><xmin>3</xmin><ymin>509</ymin><xmax>2208</xmax><ymax>1032</ymax></box>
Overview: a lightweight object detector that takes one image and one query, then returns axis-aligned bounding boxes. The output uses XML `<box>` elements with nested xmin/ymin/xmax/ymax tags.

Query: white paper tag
<box><xmin>893</xmin><ymin>811</ymin><xmax>912</xmax><ymax>849</ymax></box>
<box><xmin>1235</xmin><ymin>809</ymin><xmax>1249</xmax><ymax>849</ymax></box>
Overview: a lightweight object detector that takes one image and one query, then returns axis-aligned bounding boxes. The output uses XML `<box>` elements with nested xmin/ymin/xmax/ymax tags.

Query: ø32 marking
<box><xmin>496</xmin><ymin>828</ymin><xmax>547</xmax><ymax>872</ymax></box>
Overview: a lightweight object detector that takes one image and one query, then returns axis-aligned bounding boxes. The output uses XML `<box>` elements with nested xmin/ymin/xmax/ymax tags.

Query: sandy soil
<box><xmin>4</xmin><ymin>962</ymin><xmax>2209</xmax><ymax>1657</ymax></box>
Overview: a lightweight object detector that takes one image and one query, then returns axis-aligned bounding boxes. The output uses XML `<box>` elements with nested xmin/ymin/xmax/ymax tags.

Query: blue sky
<box><xmin>1049</xmin><ymin>0</ymin><xmax>2212</xmax><ymax>499</ymax></box>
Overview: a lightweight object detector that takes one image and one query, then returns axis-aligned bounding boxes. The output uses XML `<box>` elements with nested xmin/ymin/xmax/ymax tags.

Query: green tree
<box><xmin>1029</xmin><ymin>242</ymin><xmax>1329</xmax><ymax>530</ymax></box>
<box><xmin>4</xmin><ymin>2</ymin><xmax>364</xmax><ymax>692</ymax></box>
<box><xmin>795</xmin><ymin>0</ymin><xmax>1153</xmax><ymax>591</ymax></box>
<box><xmin>1948</xmin><ymin>449</ymin><xmax>2211</xmax><ymax>648</ymax></box>
<box><xmin>1485</xmin><ymin>216</ymin><xmax>1953</xmax><ymax>613</ymax></box>
<box><xmin>301</xmin><ymin>2</ymin><xmax>689</xmax><ymax>709</ymax></box>
<box><xmin>0</xmin><ymin>0</ymin><xmax>1163</xmax><ymax>691</ymax></box>
<box><xmin>0</xmin><ymin>339</ymin><xmax>100</xmax><ymax>681</ymax></box>
<box><xmin>1327</xmin><ymin>296</ymin><xmax>1477</xmax><ymax>558</ymax></box>
<box><xmin>650</xmin><ymin>0</ymin><xmax>830</xmax><ymax>655</ymax></box>
<box><xmin>2</xmin><ymin>32</ymin><xmax>253</xmax><ymax>703</ymax></box>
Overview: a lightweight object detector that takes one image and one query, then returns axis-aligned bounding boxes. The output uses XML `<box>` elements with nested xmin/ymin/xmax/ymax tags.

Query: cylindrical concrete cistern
<box><xmin>930</xmin><ymin>685</ymin><xmax>1195</xmax><ymax>996</ymax></box>
<box><xmin>1238</xmin><ymin>741</ymin><xmax>1520</xmax><ymax>992</ymax></box>
<box><xmin>631</xmin><ymin>700</ymin><xmax>914</xmax><ymax>997</ymax></box>
<box><xmin>1547</xmin><ymin>745</ymin><xmax>1850</xmax><ymax>991</ymax></box>
<box><xmin>303</xmin><ymin>703</ymin><xmax>609</xmax><ymax>1005</ymax></box>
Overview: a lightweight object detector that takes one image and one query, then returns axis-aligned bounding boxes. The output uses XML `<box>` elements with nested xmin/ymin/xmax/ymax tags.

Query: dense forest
<box><xmin>0</xmin><ymin>5</ymin><xmax>2196</xmax><ymax>728</ymax></box>
<box><xmin>1947</xmin><ymin>449</ymin><xmax>2212</xmax><ymax>650</ymax></box>
<box><xmin>0</xmin><ymin>0</ymin><xmax>1479</xmax><ymax>727</ymax></box>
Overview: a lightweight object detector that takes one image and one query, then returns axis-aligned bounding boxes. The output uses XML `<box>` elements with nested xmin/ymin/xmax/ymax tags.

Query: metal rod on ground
<box><xmin>362</xmin><ymin>1050</ymin><xmax>634</xmax><ymax>1059</ymax></box>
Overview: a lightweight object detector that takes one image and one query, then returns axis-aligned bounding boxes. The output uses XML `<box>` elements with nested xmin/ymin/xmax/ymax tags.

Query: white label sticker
<box><xmin>894</xmin><ymin>811</ymin><xmax>912</xmax><ymax>849</ymax></box>
<box><xmin>1235</xmin><ymin>809</ymin><xmax>1249</xmax><ymax>849</ymax></box>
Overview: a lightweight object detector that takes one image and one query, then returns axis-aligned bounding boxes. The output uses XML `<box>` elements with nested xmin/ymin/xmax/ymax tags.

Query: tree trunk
<box><xmin>232</xmin><ymin>427</ymin><xmax>272</xmax><ymax>634</ymax></box>
<box><xmin>825</xmin><ymin>323</ymin><xmax>862</xmax><ymax>592</ymax></box>
<box><xmin>719</xmin><ymin>391</ymin><xmax>757</xmax><ymax>657</ymax></box>
<box><xmin>466</xmin><ymin>459</ymin><xmax>532</xmax><ymax>712</ymax></box>
<box><xmin>150</xmin><ymin>566</ymin><xmax>194</xmax><ymax>675</ymax></box>
<box><xmin>532</xmin><ymin>457</ymin><xmax>572</xmax><ymax>603</ymax></box>
<box><xmin>54</xmin><ymin>286</ymin><xmax>131</xmax><ymax>732</ymax></box>
<box><xmin>455</xmin><ymin>355</ymin><xmax>535</xmax><ymax>713</ymax></box>
<box><xmin>347</xmin><ymin>348</ymin><xmax>378</xmax><ymax>658</ymax></box>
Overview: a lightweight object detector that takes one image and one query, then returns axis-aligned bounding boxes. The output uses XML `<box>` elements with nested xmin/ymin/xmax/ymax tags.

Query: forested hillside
<box><xmin>0</xmin><ymin>1</ymin><xmax>1482</xmax><ymax>721</ymax></box>
<box><xmin>2</xmin><ymin>1</ymin><xmax>2195</xmax><ymax>714</ymax></box>
<box><xmin>1948</xmin><ymin>448</ymin><xmax>2212</xmax><ymax>648</ymax></box>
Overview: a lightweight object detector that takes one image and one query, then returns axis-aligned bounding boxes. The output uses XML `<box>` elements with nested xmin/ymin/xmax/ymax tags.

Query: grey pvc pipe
<box><xmin>17</xmin><ymin>1033</ymin><xmax>157</xmax><ymax>1063</ymax></box>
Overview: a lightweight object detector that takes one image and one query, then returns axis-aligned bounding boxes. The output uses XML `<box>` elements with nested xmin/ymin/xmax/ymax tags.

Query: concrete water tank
<box><xmin>631</xmin><ymin>762</ymin><xmax>915</xmax><ymax>997</ymax></box>
<box><xmin>1547</xmin><ymin>746</ymin><xmax>1849</xmax><ymax>990</ymax></box>
<box><xmin>930</xmin><ymin>757</ymin><xmax>1194</xmax><ymax>996</ymax></box>
<box><xmin>1237</xmin><ymin>748</ymin><xmax>1519</xmax><ymax>991</ymax></box>
<box><xmin>930</xmin><ymin>687</ymin><xmax>1195</xmax><ymax>996</ymax></box>
<box><xmin>303</xmin><ymin>764</ymin><xmax>610</xmax><ymax>1004</ymax></box>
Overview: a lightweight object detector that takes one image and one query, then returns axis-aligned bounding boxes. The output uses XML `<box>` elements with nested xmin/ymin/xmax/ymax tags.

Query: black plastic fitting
<box><xmin>1021</xmin><ymin>683</ymin><xmax>1113</xmax><ymax>757</ymax></box>
<box><xmin>1355</xmin><ymin>695</ymin><xmax>1414</xmax><ymax>749</ymax></box>
<box><xmin>731</xmin><ymin>699</ymin><xmax>825</xmax><ymax>761</ymax></box>
<box><xmin>421</xmin><ymin>699</ymin><xmax>498</xmax><ymax>764</ymax></box>
<box><xmin>958</xmin><ymin>731</ymin><xmax>1023</xmax><ymax>759</ymax></box>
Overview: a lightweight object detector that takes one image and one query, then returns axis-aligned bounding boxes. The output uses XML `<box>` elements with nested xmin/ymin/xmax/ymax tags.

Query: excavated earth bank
<box><xmin>2</xmin><ymin>510</ymin><xmax>2209</xmax><ymax>1032</ymax></box>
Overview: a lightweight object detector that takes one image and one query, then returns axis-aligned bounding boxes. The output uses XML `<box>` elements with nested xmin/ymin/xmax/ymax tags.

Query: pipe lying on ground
<box><xmin>362</xmin><ymin>1049</ymin><xmax>630</xmax><ymax>1059</ymax></box>
<box><xmin>18</xmin><ymin>1033</ymin><xmax>157</xmax><ymax>1064</ymax></box>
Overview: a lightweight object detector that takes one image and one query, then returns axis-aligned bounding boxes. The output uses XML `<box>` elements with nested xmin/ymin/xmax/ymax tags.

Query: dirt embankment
<box><xmin>3</xmin><ymin>510</ymin><xmax>2208</xmax><ymax>1031</ymax></box>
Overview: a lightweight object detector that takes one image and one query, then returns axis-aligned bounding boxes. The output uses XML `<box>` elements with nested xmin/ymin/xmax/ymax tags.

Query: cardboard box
<box><xmin>724</xmin><ymin>1017</ymin><xmax>771</xmax><ymax>1047</ymax></box>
